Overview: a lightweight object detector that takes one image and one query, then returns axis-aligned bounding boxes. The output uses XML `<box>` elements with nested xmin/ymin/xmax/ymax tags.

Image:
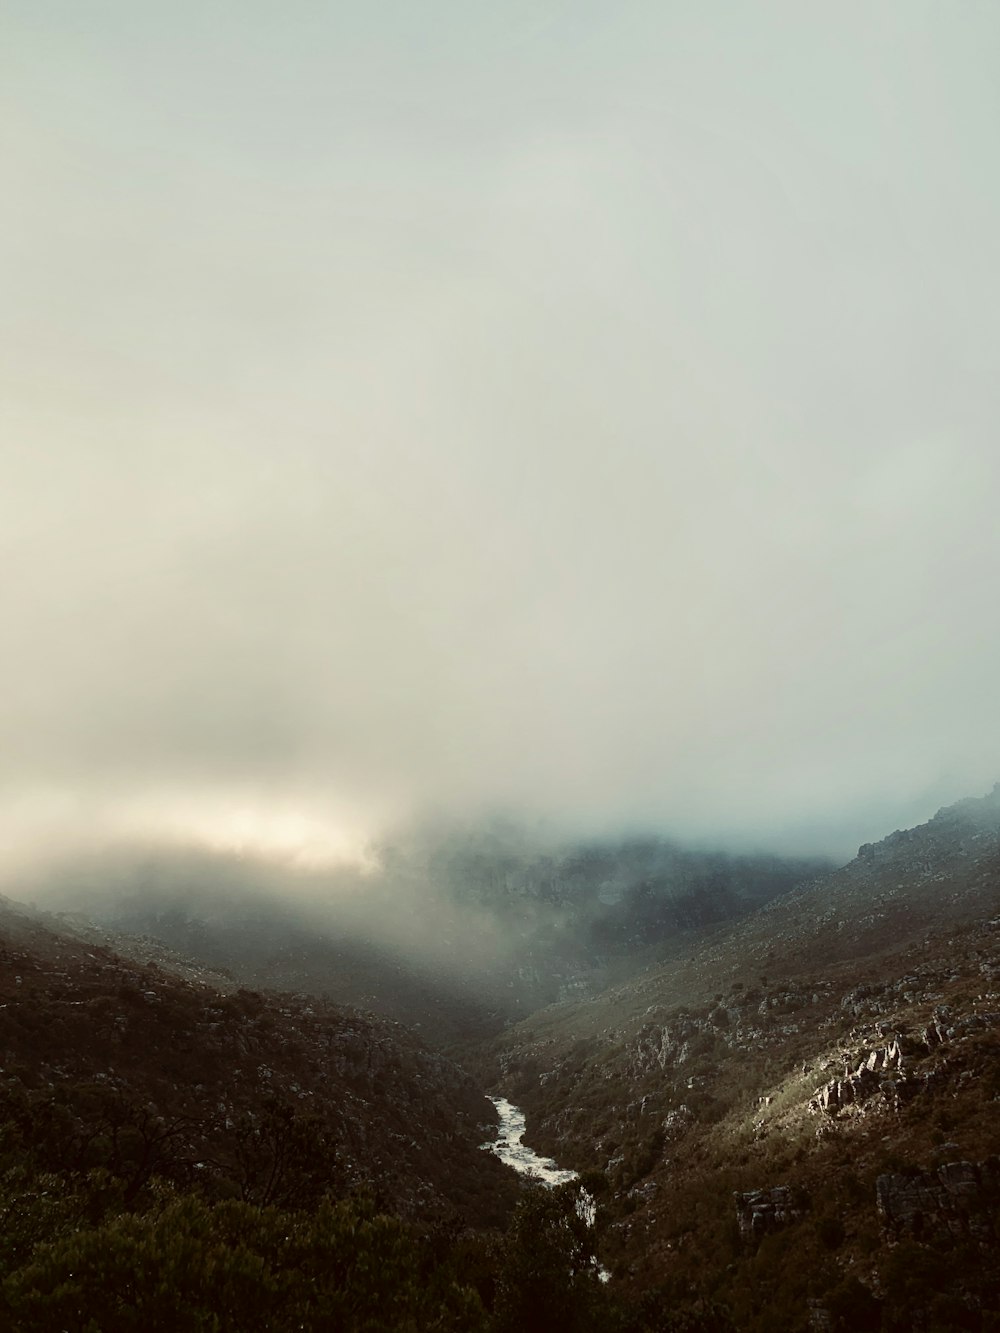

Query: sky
<box><xmin>2</xmin><ymin>1</ymin><xmax>1000</xmax><ymax>872</ymax></box>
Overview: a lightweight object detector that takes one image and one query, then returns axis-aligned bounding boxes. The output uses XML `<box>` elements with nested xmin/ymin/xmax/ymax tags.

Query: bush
<box><xmin>1</xmin><ymin>1192</ymin><xmax>487</xmax><ymax>1333</ymax></box>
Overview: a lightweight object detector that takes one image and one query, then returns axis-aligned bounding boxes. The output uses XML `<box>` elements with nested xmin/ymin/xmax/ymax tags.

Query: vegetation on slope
<box><xmin>0</xmin><ymin>900</ymin><xmax>646</xmax><ymax>1331</ymax></box>
<box><xmin>4</xmin><ymin>790</ymin><xmax>1000</xmax><ymax>1329</ymax></box>
<box><xmin>474</xmin><ymin>789</ymin><xmax>1000</xmax><ymax>1330</ymax></box>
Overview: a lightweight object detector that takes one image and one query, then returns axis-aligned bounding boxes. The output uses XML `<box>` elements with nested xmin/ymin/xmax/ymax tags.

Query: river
<box><xmin>482</xmin><ymin>1095</ymin><xmax>608</xmax><ymax>1279</ymax></box>
<box><xmin>482</xmin><ymin>1095</ymin><xmax>578</xmax><ymax>1186</ymax></box>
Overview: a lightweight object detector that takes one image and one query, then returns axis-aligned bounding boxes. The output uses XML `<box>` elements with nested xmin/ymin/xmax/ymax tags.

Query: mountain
<box><xmin>0</xmin><ymin>893</ymin><xmax>614</xmax><ymax>1332</ymax></box>
<box><xmin>467</xmin><ymin>785</ymin><xmax>1000</xmax><ymax>1328</ymax></box>
<box><xmin>0</xmin><ymin>894</ymin><xmax>516</xmax><ymax>1228</ymax></box>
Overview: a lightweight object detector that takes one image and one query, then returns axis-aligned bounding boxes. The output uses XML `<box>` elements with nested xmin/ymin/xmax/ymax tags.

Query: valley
<box><xmin>1</xmin><ymin>788</ymin><xmax>998</xmax><ymax>1329</ymax></box>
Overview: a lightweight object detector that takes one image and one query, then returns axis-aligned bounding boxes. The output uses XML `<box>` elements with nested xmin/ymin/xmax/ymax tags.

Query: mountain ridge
<box><xmin>464</xmin><ymin>785</ymin><xmax>1000</xmax><ymax>1327</ymax></box>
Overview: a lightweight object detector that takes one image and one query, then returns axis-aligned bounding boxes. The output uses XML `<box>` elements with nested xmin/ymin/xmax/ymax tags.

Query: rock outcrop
<box><xmin>810</xmin><ymin>1034</ymin><xmax>908</xmax><ymax>1114</ymax></box>
<box><xmin>877</xmin><ymin>1157</ymin><xmax>1000</xmax><ymax>1244</ymax></box>
<box><xmin>734</xmin><ymin>1185</ymin><xmax>804</xmax><ymax>1242</ymax></box>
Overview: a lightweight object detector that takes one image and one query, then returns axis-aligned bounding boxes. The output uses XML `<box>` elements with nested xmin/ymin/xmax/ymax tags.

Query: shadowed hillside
<box><xmin>0</xmin><ymin>895</ymin><xmax>516</xmax><ymax>1227</ymax></box>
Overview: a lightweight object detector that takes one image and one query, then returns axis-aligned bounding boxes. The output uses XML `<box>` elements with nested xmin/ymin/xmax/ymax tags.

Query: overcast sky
<box><xmin>2</xmin><ymin>1</ymin><xmax>999</xmax><ymax>870</ymax></box>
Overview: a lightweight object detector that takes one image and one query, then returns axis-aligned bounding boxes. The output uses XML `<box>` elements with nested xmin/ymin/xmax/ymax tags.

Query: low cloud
<box><xmin>2</xmin><ymin>2</ymin><xmax>999</xmax><ymax>875</ymax></box>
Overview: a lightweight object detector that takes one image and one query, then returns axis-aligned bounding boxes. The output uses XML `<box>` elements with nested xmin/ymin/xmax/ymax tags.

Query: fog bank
<box><xmin>3</xmin><ymin>2</ymin><xmax>999</xmax><ymax>870</ymax></box>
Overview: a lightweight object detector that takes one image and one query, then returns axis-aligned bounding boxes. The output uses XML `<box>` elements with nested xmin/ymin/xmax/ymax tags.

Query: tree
<box><xmin>2</xmin><ymin>1192</ymin><xmax>488</xmax><ymax>1332</ymax></box>
<box><xmin>491</xmin><ymin>1184</ymin><xmax>608</xmax><ymax>1333</ymax></box>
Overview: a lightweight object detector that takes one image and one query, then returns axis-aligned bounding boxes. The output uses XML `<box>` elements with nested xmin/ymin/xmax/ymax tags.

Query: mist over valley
<box><xmin>13</xmin><ymin>818</ymin><xmax>832</xmax><ymax>1042</ymax></box>
<box><xmin>3</xmin><ymin>0</ymin><xmax>1000</xmax><ymax>1326</ymax></box>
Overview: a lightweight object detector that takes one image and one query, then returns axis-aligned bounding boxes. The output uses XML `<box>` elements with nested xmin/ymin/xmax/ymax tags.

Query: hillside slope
<box><xmin>473</xmin><ymin>787</ymin><xmax>1000</xmax><ymax>1329</ymax></box>
<box><xmin>0</xmin><ymin>896</ymin><xmax>516</xmax><ymax>1228</ymax></box>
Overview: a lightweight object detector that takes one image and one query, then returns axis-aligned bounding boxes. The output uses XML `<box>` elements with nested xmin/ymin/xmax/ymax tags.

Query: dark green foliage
<box><xmin>490</xmin><ymin>1183</ymin><xmax>609</xmax><ymax>1333</ymax></box>
<box><xmin>0</xmin><ymin>1163</ymin><xmax>637</xmax><ymax>1333</ymax></box>
<box><xmin>1</xmin><ymin>1191</ymin><xmax>486</xmax><ymax>1332</ymax></box>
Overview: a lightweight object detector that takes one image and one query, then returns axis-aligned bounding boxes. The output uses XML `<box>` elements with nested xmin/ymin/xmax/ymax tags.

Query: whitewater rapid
<box><xmin>482</xmin><ymin>1095</ymin><xmax>609</xmax><ymax>1280</ymax></box>
<box><xmin>482</xmin><ymin>1096</ymin><xmax>579</xmax><ymax>1187</ymax></box>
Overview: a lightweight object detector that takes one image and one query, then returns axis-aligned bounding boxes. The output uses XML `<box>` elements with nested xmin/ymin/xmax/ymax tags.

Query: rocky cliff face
<box><xmin>734</xmin><ymin>1185</ymin><xmax>805</xmax><ymax>1241</ymax></box>
<box><xmin>877</xmin><ymin>1157</ymin><xmax>1000</xmax><ymax>1244</ymax></box>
